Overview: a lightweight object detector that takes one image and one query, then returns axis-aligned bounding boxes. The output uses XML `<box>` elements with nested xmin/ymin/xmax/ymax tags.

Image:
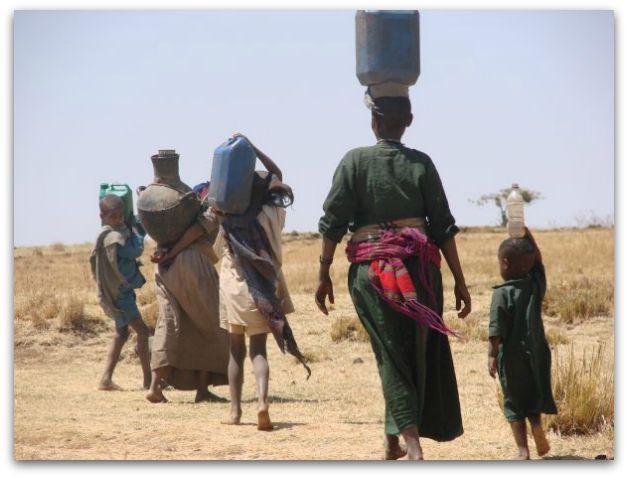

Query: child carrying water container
<box><xmin>90</xmin><ymin>194</ymin><xmax>151</xmax><ymax>391</ymax></box>
<box><xmin>488</xmin><ymin>227</ymin><xmax>557</xmax><ymax>459</ymax></box>
<box><xmin>216</xmin><ymin>133</ymin><xmax>309</xmax><ymax>431</ymax></box>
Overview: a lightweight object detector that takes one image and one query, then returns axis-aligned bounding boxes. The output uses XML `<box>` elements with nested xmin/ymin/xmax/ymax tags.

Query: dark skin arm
<box><xmin>232</xmin><ymin>133</ymin><xmax>282</xmax><ymax>181</ymax></box>
<box><xmin>440</xmin><ymin>236</ymin><xmax>471</xmax><ymax>318</ymax></box>
<box><xmin>315</xmin><ymin>236</ymin><xmax>338</xmax><ymax>315</ymax></box>
<box><xmin>524</xmin><ymin>227</ymin><xmax>542</xmax><ymax>264</ymax></box>
<box><xmin>488</xmin><ymin>336</ymin><xmax>501</xmax><ymax>378</ymax></box>
<box><xmin>151</xmin><ymin>208</ymin><xmax>223</xmax><ymax>265</ymax></box>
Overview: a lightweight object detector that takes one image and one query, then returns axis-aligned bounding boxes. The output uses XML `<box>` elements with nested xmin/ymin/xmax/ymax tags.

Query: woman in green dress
<box><xmin>315</xmin><ymin>95</ymin><xmax>471</xmax><ymax>460</ymax></box>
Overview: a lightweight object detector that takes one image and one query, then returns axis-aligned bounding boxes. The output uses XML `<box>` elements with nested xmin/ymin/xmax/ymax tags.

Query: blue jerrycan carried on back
<box><xmin>355</xmin><ymin>10</ymin><xmax>421</xmax><ymax>86</ymax></box>
<box><xmin>208</xmin><ymin>136</ymin><xmax>256</xmax><ymax>214</ymax></box>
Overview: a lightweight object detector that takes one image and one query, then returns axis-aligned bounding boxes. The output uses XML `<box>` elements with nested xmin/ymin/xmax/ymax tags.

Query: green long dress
<box><xmin>489</xmin><ymin>263</ymin><xmax>557</xmax><ymax>421</ymax></box>
<box><xmin>319</xmin><ymin>142</ymin><xmax>463</xmax><ymax>441</ymax></box>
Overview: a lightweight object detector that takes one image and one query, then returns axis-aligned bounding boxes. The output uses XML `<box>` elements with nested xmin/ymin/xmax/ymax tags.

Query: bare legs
<box><xmin>146</xmin><ymin>366</ymin><xmax>171</xmax><ymax>403</ymax></box>
<box><xmin>250</xmin><ymin>334</ymin><xmax>272</xmax><ymax>430</ymax></box>
<box><xmin>223</xmin><ymin>332</ymin><xmax>272</xmax><ymax>430</ymax></box>
<box><xmin>528</xmin><ymin>414</ymin><xmax>550</xmax><ymax>456</ymax></box>
<box><xmin>130</xmin><ymin>318</ymin><xmax>151</xmax><ymax>389</ymax></box>
<box><xmin>147</xmin><ymin>368</ymin><xmax>227</xmax><ymax>404</ymax></box>
<box><xmin>223</xmin><ymin>333</ymin><xmax>246</xmax><ymax>424</ymax></box>
<box><xmin>99</xmin><ymin>316</ymin><xmax>150</xmax><ymax>391</ymax></box>
<box><xmin>509</xmin><ymin>419</ymin><xmax>530</xmax><ymax>460</ymax></box>
<box><xmin>194</xmin><ymin>371</ymin><xmax>229</xmax><ymax>403</ymax></box>
<box><xmin>508</xmin><ymin>415</ymin><xmax>550</xmax><ymax>459</ymax></box>
<box><xmin>98</xmin><ymin>325</ymin><xmax>129</xmax><ymax>390</ymax></box>
<box><xmin>400</xmin><ymin>426</ymin><xmax>424</xmax><ymax>460</ymax></box>
<box><xmin>384</xmin><ymin>434</ymin><xmax>407</xmax><ymax>460</ymax></box>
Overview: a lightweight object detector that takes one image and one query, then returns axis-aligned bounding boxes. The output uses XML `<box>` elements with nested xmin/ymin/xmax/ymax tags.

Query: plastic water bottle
<box><xmin>507</xmin><ymin>183</ymin><xmax>525</xmax><ymax>238</ymax></box>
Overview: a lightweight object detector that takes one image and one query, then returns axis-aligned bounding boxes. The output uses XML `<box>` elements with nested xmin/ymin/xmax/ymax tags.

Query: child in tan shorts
<box><xmin>216</xmin><ymin>133</ymin><xmax>303</xmax><ymax>431</ymax></box>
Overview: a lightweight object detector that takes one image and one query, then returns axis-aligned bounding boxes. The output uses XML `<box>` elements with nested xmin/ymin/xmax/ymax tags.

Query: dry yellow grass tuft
<box><xmin>545</xmin><ymin>327</ymin><xmax>569</xmax><ymax>346</ymax></box>
<box><xmin>292</xmin><ymin>349</ymin><xmax>332</xmax><ymax>364</ymax></box>
<box><xmin>329</xmin><ymin>315</ymin><xmax>370</xmax><ymax>343</ymax></box>
<box><xmin>51</xmin><ymin>242</ymin><xmax>66</xmax><ymax>252</ymax></box>
<box><xmin>445</xmin><ymin>312</ymin><xmax>488</xmax><ymax>342</ymax></box>
<box><xmin>57</xmin><ymin>295</ymin><xmax>86</xmax><ymax>330</ymax></box>
<box><xmin>544</xmin><ymin>277</ymin><xmax>614</xmax><ymax>324</ymax></box>
<box><xmin>546</xmin><ymin>345</ymin><xmax>614</xmax><ymax>435</ymax></box>
<box><xmin>136</xmin><ymin>286</ymin><xmax>156</xmax><ymax>306</ymax></box>
<box><xmin>140</xmin><ymin>301</ymin><xmax>159</xmax><ymax>331</ymax></box>
<box><xmin>14</xmin><ymin>290</ymin><xmax>61</xmax><ymax>324</ymax></box>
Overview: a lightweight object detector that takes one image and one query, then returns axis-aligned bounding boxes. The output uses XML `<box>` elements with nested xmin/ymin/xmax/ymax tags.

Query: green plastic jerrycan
<box><xmin>99</xmin><ymin>183</ymin><xmax>133</xmax><ymax>221</ymax></box>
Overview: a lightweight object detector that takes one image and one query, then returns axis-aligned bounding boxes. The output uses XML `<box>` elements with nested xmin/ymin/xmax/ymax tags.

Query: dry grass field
<box><xmin>13</xmin><ymin>228</ymin><xmax>614</xmax><ymax>460</ymax></box>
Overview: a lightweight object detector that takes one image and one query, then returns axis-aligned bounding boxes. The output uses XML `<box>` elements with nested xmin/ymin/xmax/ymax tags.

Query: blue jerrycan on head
<box><xmin>207</xmin><ymin>136</ymin><xmax>256</xmax><ymax>214</ymax></box>
<box><xmin>355</xmin><ymin>10</ymin><xmax>421</xmax><ymax>86</ymax></box>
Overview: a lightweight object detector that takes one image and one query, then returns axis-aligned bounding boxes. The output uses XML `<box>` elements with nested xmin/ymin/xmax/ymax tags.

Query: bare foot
<box><xmin>510</xmin><ymin>451</ymin><xmax>530</xmax><ymax>460</ymax></box>
<box><xmin>221</xmin><ymin>408</ymin><xmax>242</xmax><ymax>425</ymax></box>
<box><xmin>194</xmin><ymin>389</ymin><xmax>229</xmax><ymax>403</ymax></box>
<box><xmin>98</xmin><ymin>380</ymin><xmax>123</xmax><ymax>391</ymax></box>
<box><xmin>384</xmin><ymin>445</ymin><xmax>407</xmax><ymax>460</ymax></box>
<box><xmin>383</xmin><ymin>435</ymin><xmax>407</xmax><ymax>460</ymax></box>
<box><xmin>406</xmin><ymin>447</ymin><xmax>424</xmax><ymax>460</ymax></box>
<box><xmin>145</xmin><ymin>390</ymin><xmax>168</xmax><ymax>403</ymax></box>
<box><xmin>531</xmin><ymin>426</ymin><xmax>550</xmax><ymax>456</ymax></box>
<box><xmin>257</xmin><ymin>409</ymin><xmax>273</xmax><ymax>431</ymax></box>
<box><xmin>143</xmin><ymin>379</ymin><xmax>151</xmax><ymax>391</ymax></box>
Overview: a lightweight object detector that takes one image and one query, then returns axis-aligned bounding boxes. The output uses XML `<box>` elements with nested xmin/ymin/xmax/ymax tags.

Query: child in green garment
<box><xmin>488</xmin><ymin>227</ymin><xmax>557</xmax><ymax>460</ymax></box>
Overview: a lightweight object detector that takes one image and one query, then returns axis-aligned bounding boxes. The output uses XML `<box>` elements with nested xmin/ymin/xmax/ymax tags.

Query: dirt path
<box><xmin>14</xmin><ymin>293</ymin><xmax>613</xmax><ymax>461</ymax></box>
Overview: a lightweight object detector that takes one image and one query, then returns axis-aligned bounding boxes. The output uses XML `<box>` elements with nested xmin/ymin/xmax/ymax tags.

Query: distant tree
<box><xmin>470</xmin><ymin>187</ymin><xmax>543</xmax><ymax>226</ymax></box>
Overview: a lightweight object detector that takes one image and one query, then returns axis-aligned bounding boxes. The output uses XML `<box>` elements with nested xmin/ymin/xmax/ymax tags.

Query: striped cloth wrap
<box><xmin>346</xmin><ymin>225</ymin><xmax>457</xmax><ymax>337</ymax></box>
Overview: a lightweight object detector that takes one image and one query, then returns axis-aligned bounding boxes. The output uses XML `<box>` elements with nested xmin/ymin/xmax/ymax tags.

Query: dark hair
<box><xmin>99</xmin><ymin>194</ymin><xmax>124</xmax><ymax>212</ymax></box>
<box><xmin>498</xmin><ymin>237</ymin><xmax>534</xmax><ymax>259</ymax></box>
<box><xmin>498</xmin><ymin>237</ymin><xmax>536</xmax><ymax>276</ymax></box>
<box><xmin>372</xmin><ymin>97</ymin><xmax>412</xmax><ymax>130</ymax></box>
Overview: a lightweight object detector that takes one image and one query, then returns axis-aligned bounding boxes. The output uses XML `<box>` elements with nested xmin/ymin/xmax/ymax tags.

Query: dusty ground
<box><xmin>13</xmin><ymin>229</ymin><xmax>614</xmax><ymax>460</ymax></box>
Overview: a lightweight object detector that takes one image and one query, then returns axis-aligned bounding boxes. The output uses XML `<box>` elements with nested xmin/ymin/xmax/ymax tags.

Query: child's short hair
<box><xmin>498</xmin><ymin>237</ymin><xmax>534</xmax><ymax>259</ymax></box>
<box><xmin>498</xmin><ymin>237</ymin><xmax>535</xmax><ymax>273</ymax></box>
<box><xmin>99</xmin><ymin>194</ymin><xmax>124</xmax><ymax>213</ymax></box>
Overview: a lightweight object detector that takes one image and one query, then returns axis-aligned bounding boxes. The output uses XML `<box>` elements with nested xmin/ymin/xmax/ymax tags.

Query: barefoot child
<box><xmin>217</xmin><ymin>133</ymin><xmax>310</xmax><ymax>431</ymax></box>
<box><xmin>90</xmin><ymin>194</ymin><xmax>151</xmax><ymax>391</ymax></box>
<box><xmin>488</xmin><ymin>227</ymin><xmax>557</xmax><ymax>459</ymax></box>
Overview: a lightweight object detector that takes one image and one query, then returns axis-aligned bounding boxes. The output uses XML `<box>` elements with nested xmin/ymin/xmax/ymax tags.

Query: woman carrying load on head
<box><xmin>315</xmin><ymin>90</ymin><xmax>472</xmax><ymax>460</ymax></box>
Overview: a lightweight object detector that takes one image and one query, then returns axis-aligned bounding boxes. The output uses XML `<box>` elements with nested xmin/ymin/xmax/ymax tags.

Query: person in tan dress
<box><xmin>146</xmin><ymin>206</ymin><xmax>230</xmax><ymax>403</ymax></box>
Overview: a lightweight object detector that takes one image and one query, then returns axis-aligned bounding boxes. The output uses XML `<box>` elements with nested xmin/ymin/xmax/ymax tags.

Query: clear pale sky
<box><xmin>13</xmin><ymin>9</ymin><xmax>614</xmax><ymax>246</ymax></box>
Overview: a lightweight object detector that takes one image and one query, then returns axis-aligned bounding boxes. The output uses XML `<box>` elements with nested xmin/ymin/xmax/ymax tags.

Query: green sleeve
<box><xmin>488</xmin><ymin>288</ymin><xmax>509</xmax><ymax>339</ymax></box>
<box><xmin>318</xmin><ymin>155</ymin><xmax>358</xmax><ymax>243</ymax></box>
<box><xmin>421</xmin><ymin>157</ymin><xmax>459</xmax><ymax>246</ymax></box>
